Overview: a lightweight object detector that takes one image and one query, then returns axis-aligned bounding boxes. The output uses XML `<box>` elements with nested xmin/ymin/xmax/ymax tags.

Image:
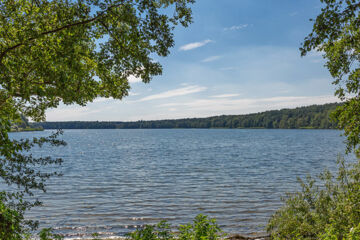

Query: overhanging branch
<box><xmin>0</xmin><ymin>3</ymin><xmax>124</xmax><ymax>63</ymax></box>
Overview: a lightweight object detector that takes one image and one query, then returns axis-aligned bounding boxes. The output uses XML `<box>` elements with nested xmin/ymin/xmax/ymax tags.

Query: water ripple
<box><xmin>7</xmin><ymin>129</ymin><xmax>354</xmax><ymax>238</ymax></box>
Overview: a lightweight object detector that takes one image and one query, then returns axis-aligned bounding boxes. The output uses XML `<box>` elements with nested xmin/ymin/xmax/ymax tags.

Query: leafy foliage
<box><xmin>36</xmin><ymin>103</ymin><xmax>341</xmax><ymax>129</ymax></box>
<box><xmin>0</xmin><ymin>0</ymin><xmax>194</xmax><ymax>121</ymax></box>
<box><xmin>267</xmin><ymin>157</ymin><xmax>360</xmax><ymax>240</ymax></box>
<box><xmin>300</xmin><ymin>0</ymin><xmax>360</xmax><ymax>153</ymax></box>
<box><xmin>0</xmin><ymin>0</ymin><xmax>194</xmax><ymax>237</ymax></box>
<box><xmin>331</xmin><ymin>99</ymin><xmax>360</xmax><ymax>154</ymax></box>
<box><xmin>0</xmin><ymin>193</ymin><xmax>24</xmax><ymax>240</ymax></box>
<box><xmin>39</xmin><ymin>228</ymin><xmax>63</xmax><ymax>240</ymax></box>
<box><xmin>127</xmin><ymin>220</ymin><xmax>173</xmax><ymax>240</ymax></box>
<box><xmin>0</xmin><ymin>100</ymin><xmax>66</xmax><ymax>233</ymax></box>
<box><xmin>29</xmin><ymin>215</ymin><xmax>222</xmax><ymax>240</ymax></box>
<box><xmin>10</xmin><ymin>114</ymin><xmax>43</xmax><ymax>131</ymax></box>
<box><xmin>126</xmin><ymin>215</ymin><xmax>223</xmax><ymax>240</ymax></box>
<box><xmin>320</xmin><ymin>223</ymin><xmax>360</xmax><ymax>240</ymax></box>
<box><xmin>269</xmin><ymin>1</ymin><xmax>360</xmax><ymax>239</ymax></box>
<box><xmin>178</xmin><ymin>214</ymin><xmax>224</xmax><ymax>240</ymax></box>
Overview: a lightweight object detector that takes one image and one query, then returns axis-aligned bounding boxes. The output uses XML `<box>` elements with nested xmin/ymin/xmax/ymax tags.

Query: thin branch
<box><xmin>0</xmin><ymin>3</ymin><xmax>124</xmax><ymax>63</ymax></box>
<box><xmin>98</xmin><ymin>19</ymin><xmax>123</xmax><ymax>47</ymax></box>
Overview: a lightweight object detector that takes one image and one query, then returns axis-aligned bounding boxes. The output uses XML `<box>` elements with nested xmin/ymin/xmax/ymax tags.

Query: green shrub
<box><xmin>91</xmin><ymin>232</ymin><xmax>101</xmax><ymax>240</ymax></box>
<box><xmin>267</xmin><ymin>156</ymin><xmax>360</xmax><ymax>240</ymax></box>
<box><xmin>320</xmin><ymin>223</ymin><xmax>360</xmax><ymax>240</ymax></box>
<box><xmin>127</xmin><ymin>214</ymin><xmax>223</xmax><ymax>240</ymax></box>
<box><xmin>178</xmin><ymin>214</ymin><xmax>224</xmax><ymax>240</ymax></box>
<box><xmin>126</xmin><ymin>220</ymin><xmax>174</xmax><ymax>240</ymax></box>
<box><xmin>0</xmin><ymin>197</ymin><xmax>65</xmax><ymax>240</ymax></box>
<box><xmin>39</xmin><ymin>228</ymin><xmax>63</xmax><ymax>240</ymax></box>
<box><xmin>0</xmin><ymin>198</ymin><xmax>23</xmax><ymax>240</ymax></box>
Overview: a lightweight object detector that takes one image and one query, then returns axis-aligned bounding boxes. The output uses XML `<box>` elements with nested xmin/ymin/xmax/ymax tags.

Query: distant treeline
<box><xmin>36</xmin><ymin>103</ymin><xmax>342</xmax><ymax>129</ymax></box>
<box><xmin>11</xmin><ymin>115</ymin><xmax>43</xmax><ymax>132</ymax></box>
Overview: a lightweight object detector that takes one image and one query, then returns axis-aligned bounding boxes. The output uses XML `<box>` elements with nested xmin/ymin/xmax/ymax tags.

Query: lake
<box><xmin>7</xmin><ymin>129</ymin><xmax>354</xmax><ymax>239</ymax></box>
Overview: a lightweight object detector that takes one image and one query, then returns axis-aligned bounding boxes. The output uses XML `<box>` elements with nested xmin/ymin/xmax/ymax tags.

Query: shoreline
<box><xmin>64</xmin><ymin>234</ymin><xmax>270</xmax><ymax>240</ymax></box>
<box><xmin>56</xmin><ymin>231</ymin><xmax>271</xmax><ymax>240</ymax></box>
<box><xmin>10</xmin><ymin>127</ymin><xmax>44</xmax><ymax>132</ymax></box>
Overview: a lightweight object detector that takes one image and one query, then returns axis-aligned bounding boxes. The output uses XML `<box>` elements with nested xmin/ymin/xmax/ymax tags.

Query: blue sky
<box><xmin>47</xmin><ymin>0</ymin><xmax>338</xmax><ymax>121</ymax></box>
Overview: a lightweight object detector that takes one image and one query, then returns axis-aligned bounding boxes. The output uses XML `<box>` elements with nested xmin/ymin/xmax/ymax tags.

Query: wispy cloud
<box><xmin>93</xmin><ymin>97</ymin><xmax>109</xmax><ymax>103</ymax></box>
<box><xmin>138</xmin><ymin>85</ymin><xmax>207</xmax><ymax>102</ymax></box>
<box><xmin>211</xmin><ymin>93</ymin><xmax>241</xmax><ymax>98</ymax></box>
<box><xmin>159</xmin><ymin>95</ymin><xmax>339</xmax><ymax>113</ymax></box>
<box><xmin>220</xmin><ymin>66</ymin><xmax>238</xmax><ymax>71</ymax></box>
<box><xmin>46</xmin><ymin>106</ymin><xmax>102</xmax><ymax>121</ymax></box>
<box><xmin>289</xmin><ymin>12</ymin><xmax>298</xmax><ymax>17</ymax></box>
<box><xmin>179</xmin><ymin>39</ymin><xmax>213</xmax><ymax>51</ymax></box>
<box><xmin>93</xmin><ymin>92</ymin><xmax>139</xmax><ymax>103</ymax></box>
<box><xmin>202</xmin><ymin>55</ymin><xmax>222</xmax><ymax>63</ymax></box>
<box><xmin>128</xmin><ymin>75</ymin><xmax>142</xmax><ymax>83</ymax></box>
<box><xmin>224</xmin><ymin>24</ymin><xmax>249</xmax><ymax>31</ymax></box>
<box><xmin>129</xmin><ymin>91</ymin><xmax>140</xmax><ymax>96</ymax></box>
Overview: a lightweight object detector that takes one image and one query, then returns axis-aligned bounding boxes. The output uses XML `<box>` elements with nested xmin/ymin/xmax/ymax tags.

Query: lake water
<box><xmin>7</xmin><ymin>129</ymin><xmax>355</xmax><ymax>239</ymax></box>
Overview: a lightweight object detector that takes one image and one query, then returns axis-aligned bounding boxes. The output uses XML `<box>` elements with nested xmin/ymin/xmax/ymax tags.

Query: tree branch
<box><xmin>0</xmin><ymin>3</ymin><xmax>124</xmax><ymax>63</ymax></box>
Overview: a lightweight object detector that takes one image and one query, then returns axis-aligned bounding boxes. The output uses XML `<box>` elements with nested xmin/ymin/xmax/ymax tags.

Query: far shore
<box><xmin>10</xmin><ymin>127</ymin><xmax>44</xmax><ymax>132</ymax></box>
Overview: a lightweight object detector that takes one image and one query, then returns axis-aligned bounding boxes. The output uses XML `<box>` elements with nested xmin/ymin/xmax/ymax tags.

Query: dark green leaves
<box><xmin>0</xmin><ymin>0</ymin><xmax>194</xmax><ymax>120</ymax></box>
<box><xmin>267</xmin><ymin>157</ymin><xmax>360</xmax><ymax>240</ymax></box>
<box><xmin>301</xmin><ymin>0</ymin><xmax>360</xmax><ymax>153</ymax></box>
<box><xmin>126</xmin><ymin>215</ymin><xmax>224</xmax><ymax>240</ymax></box>
<box><xmin>0</xmin><ymin>1</ymin><xmax>194</xmax><ymax>237</ymax></box>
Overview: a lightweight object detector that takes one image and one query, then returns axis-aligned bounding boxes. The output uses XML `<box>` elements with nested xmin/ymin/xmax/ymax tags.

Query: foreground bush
<box><xmin>39</xmin><ymin>228</ymin><xmax>63</xmax><ymax>240</ymax></box>
<box><xmin>36</xmin><ymin>215</ymin><xmax>223</xmax><ymax>240</ymax></box>
<box><xmin>267</xmin><ymin>156</ymin><xmax>360</xmax><ymax>240</ymax></box>
<box><xmin>126</xmin><ymin>220</ymin><xmax>173</xmax><ymax>240</ymax></box>
<box><xmin>0</xmin><ymin>213</ymin><xmax>221</xmax><ymax>240</ymax></box>
<box><xmin>0</xmin><ymin>196</ymin><xmax>23</xmax><ymax>240</ymax></box>
<box><xmin>178</xmin><ymin>214</ymin><xmax>224</xmax><ymax>240</ymax></box>
<box><xmin>319</xmin><ymin>223</ymin><xmax>360</xmax><ymax>240</ymax></box>
<box><xmin>127</xmin><ymin>214</ymin><xmax>224</xmax><ymax>240</ymax></box>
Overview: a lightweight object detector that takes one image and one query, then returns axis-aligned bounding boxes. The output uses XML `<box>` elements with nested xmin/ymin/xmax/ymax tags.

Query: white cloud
<box><xmin>211</xmin><ymin>94</ymin><xmax>241</xmax><ymax>98</ymax></box>
<box><xmin>128</xmin><ymin>75</ymin><xmax>142</xmax><ymax>83</ymax></box>
<box><xmin>179</xmin><ymin>39</ymin><xmax>213</xmax><ymax>51</ymax></box>
<box><xmin>46</xmin><ymin>95</ymin><xmax>339</xmax><ymax>121</ymax></box>
<box><xmin>289</xmin><ymin>12</ymin><xmax>298</xmax><ymax>17</ymax></box>
<box><xmin>45</xmin><ymin>46</ymin><xmax>339</xmax><ymax>122</ymax></box>
<box><xmin>93</xmin><ymin>93</ymin><xmax>138</xmax><ymax>103</ymax></box>
<box><xmin>46</xmin><ymin>106</ymin><xmax>101</xmax><ymax>121</ymax></box>
<box><xmin>138</xmin><ymin>85</ymin><xmax>207</xmax><ymax>102</ymax></box>
<box><xmin>159</xmin><ymin>95</ymin><xmax>339</xmax><ymax>113</ymax></box>
<box><xmin>93</xmin><ymin>97</ymin><xmax>109</xmax><ymax>103</ymax></box>
<box><xmin>224</xmin><ymin>24</ymin><xmax>249</xmax><ymax>31</ymax></box>
<box><xmin>220</xmin><ymin>66</ymin><xmax>238</xmax><ymax>71</ymax></box>
<box><xmin>202</xmin><ymin>56</ymin><xmax>222</xmax><ymax>63</ymax></box>
<box><xmin>129</xmin><ymin>91</ymin><xmax>140</xmax><ymax>96</ymax></box>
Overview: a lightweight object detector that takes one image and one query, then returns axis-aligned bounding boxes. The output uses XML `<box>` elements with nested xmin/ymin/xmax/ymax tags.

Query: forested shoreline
<box><xmin>10</xmin><ymin>114</ymin><xmax>43</xmax><ymax>132</ymax></box>
<box><xmin>37</xmin><ymin>102</ymin><xmax>341</xmax><ymax>129</ymax></box>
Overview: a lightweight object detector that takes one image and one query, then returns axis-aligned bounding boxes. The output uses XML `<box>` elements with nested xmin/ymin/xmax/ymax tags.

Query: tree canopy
<box><xmin>0</xmin><ymin>0</ymin><xmax>194</xmax><ymax>236</ymax></box>
<box><xmin>0</xmin><ymin>0</ymin><xmax>194</xmax><ymax>121</ymax></box>
<box><xmin>267</xmin><ymin>2</ymin><xmax>360</xmax><ymax>238</ymax></box>
<box><xmin>300</xmin><ymin>0</ymin><xmax>360</xmax><ymax>153</ymax></box>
